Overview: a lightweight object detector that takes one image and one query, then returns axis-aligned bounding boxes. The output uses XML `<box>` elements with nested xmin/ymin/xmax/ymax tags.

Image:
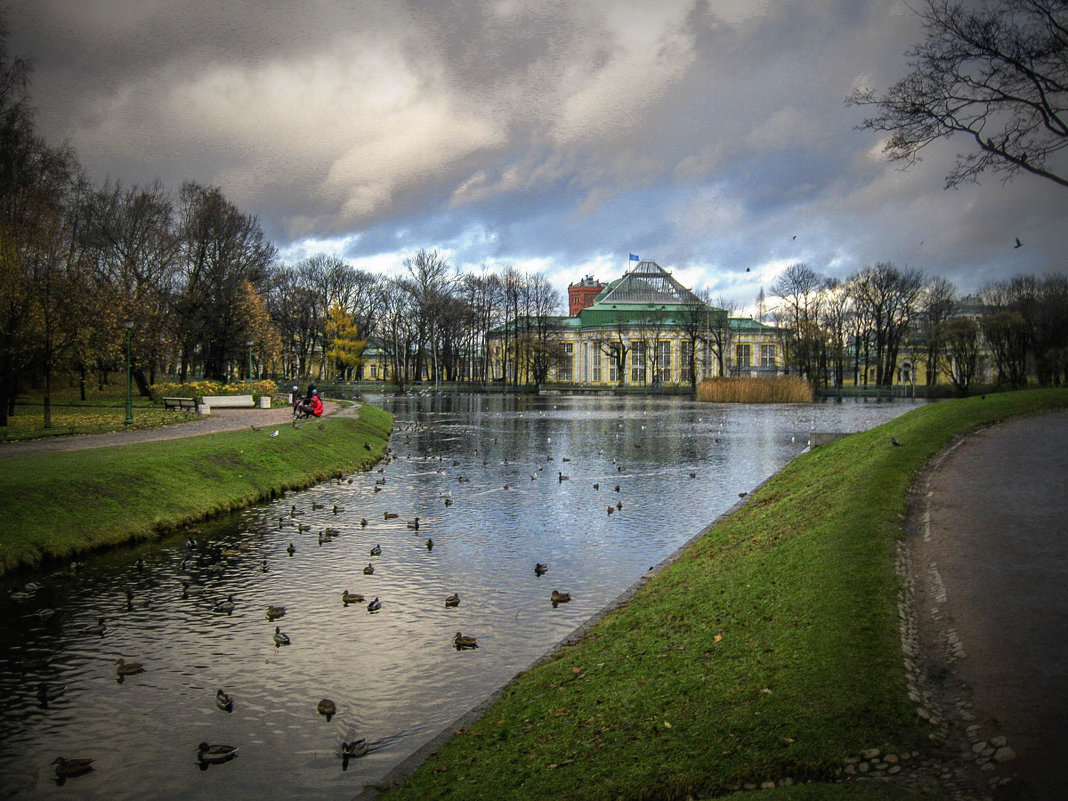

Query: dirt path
<box><xmin>909</xmin><ymin>410</ymin><xmax>1068</xmax><ymax>801</ymax></box>
<box><xmin>0</xmin><ymin>401</ymin><xmax>346</xmax><ymax>459</ymax></box>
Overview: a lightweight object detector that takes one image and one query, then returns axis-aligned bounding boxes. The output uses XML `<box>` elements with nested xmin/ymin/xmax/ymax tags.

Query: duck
<box><xmin>366</xmin><ymin>597</ymin><xmax>382</xmax><ymax>613</ymax></box>
<box><xmin>324</xmin><ymin>527</ymin><xmax>340</xmax><ymax>537</ymax></box>
<box><xmin>115</xmin><ymin>658</ymin><xmax>144</xmax><ymax>676</ymax></box>
<box><xmin>445</xmin><ymin>593</ymin><xmax>460</xmax><ymax>607</ymax></box>
<box><xmin>592</xmin><ymin>483</ymin><xmax>599</xmax><ymax>490</ymax></box>
<box><xmin>454</xmin><ymin>631</ymin><xmax>478</xmax><ymax>650</ymax></box>
<box><xmin>363</xmin><ymin>563</ymin><xmax>375</xmax><ymax>575</ymax></box>
<box><xmin>182</xmin><ymin>580</ymin><xmax>191</xmax><ymax>598</ymax></box>
<box><xmin>534</xmin><ymin>563</ymin><xmax>548</xmax><ymax>576</ymax></box>
<box><xmin>297</xmin><ymin>523</ymin><xmax>311</xmax><ymax>532</ymax></box>
<box><xmin>197</xmin><ymin>742</ymin><xmax>238</xmax><ymax>764</ymax></box>
<box><xmin>360</xmin><ymin>518</ymin><xmax>368</xmax><ymax>527</ymax></box>
<box><xmin>52</xmin><ymin>757</ymin><xmax>94</xmax><ymax>778</ymax></box>
<box><xmin>266</xmin><ymin>605</ymin><xmax>286</xmax><ymax>620</ymax></box>
<box><xmin>261</xmin><ymin>560</ymin><xmax>269</xmax><ymax>573</ymax></box>
<box><xmin>443</xmin><ymin>497</ymin><xmax>453</xmax><ymax>507</ymax></box>
<box><xmin>312</xmin><ymin>502</ymin><xmax>324</xmax><ymax>510</ymax></box>
<box><xmin>286</xmin><ymin>543</ymin><xmax>296</xmax><ymax>556</ymax></box>
<box><xmin>290</xmin><ymin>505</ymin><xmax>302</xmax><ymax>517</ymax></box>
<box><xmin>317</xmin><ymin>698</ymin><xmax>337</xmax><ymax>720</ymax></box>
<box><xmin>213</xmin><ymin>595</ymin><xmax>235</xmax><ymax>614</ymax></box>
<box><xmin>273</xmin><ymin>626</ymin><xmax>291</xmax><ymax>646</ymax></box>
<box><xmin>607</xmin><ymin>506</ymin><xmax>615</xmax><ymax>515</ymax></box>
<box><xmin>318</xmin><ymin>532</ymin><xmax>328</xmax><ymax>546</ymax></box>
<box><xmin>551</xmin><ymin>590</ymin><xmax>571</xmax><ymax>607</ymax></box>
<box><xmin>384</xmin><ymin>512</ymin><xmax>398</xmax><ymax>520</ymax></box>
<box><xmin>406</xmin><ymin>517</ymin><xmax>420</xmax><ymax>530</ymax></box>
<box><xmin>341</xmin><ymin>590</ymin><xmax>364</xmax><ymax>606</ymax></box>
<box><xmin>369</xmin><ymin>544</ymin><xmax>382</xmax><ymax>556</ymax></box>
<box><xmin>341</xmin><ymin>739</ymin><xmax>368</xmax><ymax>759</ymax></box>
<box><xmin>216</xmin><ymin>689</ymin><xmax>234</xmax><ymax>712</ymax></box>
<box><xmin>332</xmin><ymin>505</ymin><xmax>344</xmax><ymax>515</ymax></box>
<box><xmin>425</xmin><ymin>538</ymin><xmax>434</xmax><ymax>550</ymax></box>
<box><xmin>85</xmin><ymin>617</ymin><xmax>107</xmax><ymax>636</ymax></box>
<box><xmin>185</xmin><ymin>537</ymin><xmax>197</xmax><ymax>550</ymax></box>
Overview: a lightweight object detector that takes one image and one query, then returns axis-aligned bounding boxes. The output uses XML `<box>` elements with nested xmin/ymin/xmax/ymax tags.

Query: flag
<box><xmin>629</xmin><ymin>253</ymin><xmax>639</xmax><ymax>261</ymax></box>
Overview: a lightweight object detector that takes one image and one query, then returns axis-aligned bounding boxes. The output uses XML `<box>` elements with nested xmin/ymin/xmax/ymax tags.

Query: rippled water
<box><xmin>0</xmin><ymin>393</ymin><xmax>922</xmax><ymax>799</ymax></box>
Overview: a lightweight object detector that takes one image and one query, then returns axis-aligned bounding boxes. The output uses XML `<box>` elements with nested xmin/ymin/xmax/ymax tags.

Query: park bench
<box><xmin>162</xmin><ymin>397</ymin><xmax>197</xmax><ymax>411</ymax></box>
<box><xmin>200</xmin><ymin>394</ymin><xmax>255</xmax><ymax>408</ymax></box>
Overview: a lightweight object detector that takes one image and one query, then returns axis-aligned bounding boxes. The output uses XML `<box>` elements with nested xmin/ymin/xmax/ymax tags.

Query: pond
<box><xmin>0</xmin><ymin>394</ymin><xmax>923</xmax><ymax>800</ymax></box>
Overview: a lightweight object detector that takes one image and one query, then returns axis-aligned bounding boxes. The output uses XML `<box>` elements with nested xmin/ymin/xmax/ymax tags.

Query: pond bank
<box><xmin>0</xmin><ymin>404</ymin><xmax>393</xmax><ymax>576</ymax></box>
<box><xmin>374</xmin><ymin>389</ymin><xmax>1068</xmax><ymax>801</ymax></box>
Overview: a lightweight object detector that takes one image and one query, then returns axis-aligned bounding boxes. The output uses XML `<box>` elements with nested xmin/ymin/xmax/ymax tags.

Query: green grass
<box><xmin>0</xmin><ymin>404</ymin><xmax>393</xmax><ymax>575</ymax></box>
<box><xmin>387</xmin><ymin>388</ymin><xmax>1068</xmax><ymax>801</ymax></box>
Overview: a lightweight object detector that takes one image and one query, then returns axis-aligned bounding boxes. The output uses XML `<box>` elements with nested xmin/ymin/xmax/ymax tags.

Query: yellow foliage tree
<box><xmin>326</xmin><ymin>303</ymin><xmax>366</xmax><ymax>380</ymax></box>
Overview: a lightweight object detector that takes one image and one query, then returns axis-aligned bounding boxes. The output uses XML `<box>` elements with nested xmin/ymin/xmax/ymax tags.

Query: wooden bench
<box><xmin>200</xmin><ymin>394</ymin><xmax>255</xmax><ymax>408</ymax></box>
<box><xmin>162</xmin><ymin>397</ymin><xmax>197</xmax><ymax>411</ymax></box>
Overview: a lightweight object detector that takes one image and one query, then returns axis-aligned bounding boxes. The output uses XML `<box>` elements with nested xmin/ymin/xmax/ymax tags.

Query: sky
<box><xmin>6</xmin><ymin>0</ymin><xmax>1066</xmax><ymax>314</ymax></box>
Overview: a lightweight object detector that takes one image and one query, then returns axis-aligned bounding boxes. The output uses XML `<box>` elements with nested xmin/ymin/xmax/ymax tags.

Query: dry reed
<box><xmin>696</xmin><ymin>375</ymin><xmax>814</xmax><ymax>403</ymax></box>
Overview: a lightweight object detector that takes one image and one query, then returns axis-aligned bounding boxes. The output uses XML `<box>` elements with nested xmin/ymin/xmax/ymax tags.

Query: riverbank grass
<box><xmin>389</xmin><ymin>389</ymin><xmax>1067</xmax><ymax>800</ymax></box>
<box><xmin>0</xmin><ymin>404</ymin><xmax>392</xmax><ymax>575</ymax></box>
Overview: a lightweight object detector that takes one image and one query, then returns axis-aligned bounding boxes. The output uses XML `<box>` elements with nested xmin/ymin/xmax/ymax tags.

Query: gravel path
<box><xmin>0</xmin><ymin>401</ymin><xmax>344</xmax><ymax>459</ymax></box>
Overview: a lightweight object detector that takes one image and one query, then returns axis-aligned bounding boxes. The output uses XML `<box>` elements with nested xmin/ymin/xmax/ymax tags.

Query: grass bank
<box><xmin>387</xmin><ymin>389</ymin><xmax>1068</xmax><ymax>801</ymax></box>
<box><xmin>697</xmin><ymin>376</ymin><xmax>815</xmax><ymax>403</ymax></box>
<box><xmin>0</xmin><ymin>404</ymin><xmax>392</xmax><ymax>576</ymax></box>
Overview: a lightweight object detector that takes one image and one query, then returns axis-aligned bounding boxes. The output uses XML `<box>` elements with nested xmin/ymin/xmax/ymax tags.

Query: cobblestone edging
<box><xmin>712</xmin><ymin>437</ymin><xmax>1020</xmax><ymax>800</ymax></box>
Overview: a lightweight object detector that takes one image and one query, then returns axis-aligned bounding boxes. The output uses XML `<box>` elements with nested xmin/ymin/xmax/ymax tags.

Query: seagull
<box><xmin>270</xmin><ymin>430</ymin><xmax>279</xmax><ymax>438</ymax></box>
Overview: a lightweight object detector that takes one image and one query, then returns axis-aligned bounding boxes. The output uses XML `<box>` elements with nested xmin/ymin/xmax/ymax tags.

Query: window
<box><xmin>558</xmin><ymin>342</ymin><xmax>574</xmax><ymax>382</ymax></box>
<box><xmin>631</xmin><ymin>341</ymin><xmax>646</xmax><ymax>383</ymax></box>
<box><xmin>655</xmin><ymin>340</ymin><xmax>671</xmax><ymax>384</ymax></box>
<box><xmin>681</xmin><ymin>340</ymin><xmax>693</xmax><ymax>383</ymax></box>
<box><xmin>608</xmin><ymin>345</ymin><xmax>619</xmax><ymax>383</ymax></box>
<box><xmin>592</xmin><ymin>346</ymin><xmax>602</xmax><ymax>382</ymax></box>
<box><xmin>370</xmin><ymin>364</ymin><xmax>378</xmax><ymax>379</ymax></box>
<box><xmin>736</xmin><ymin>344</ymin><xmax>752</xmax><ymax>370</ymax></box>
<box><xmin>760</xmin><ymin>344</ymin><xmax>776</xmax><ymax>368</ymax></box>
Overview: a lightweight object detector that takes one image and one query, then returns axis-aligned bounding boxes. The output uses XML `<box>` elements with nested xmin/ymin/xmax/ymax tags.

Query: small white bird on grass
<box><xmin>270</xmin><ymin>430</ymin><xmax>279</xmax><ymax>438</ymax></box>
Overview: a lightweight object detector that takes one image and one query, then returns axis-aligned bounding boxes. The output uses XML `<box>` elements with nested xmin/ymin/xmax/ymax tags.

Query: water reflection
<box><xmin>0</xmin><ymin>394</ymin><xmax>921</xmax><ymax>800</ymax></box>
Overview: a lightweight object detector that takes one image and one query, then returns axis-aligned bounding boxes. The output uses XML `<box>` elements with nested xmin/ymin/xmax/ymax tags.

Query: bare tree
<box><xmin>771</xmin><ymin>263</ymin><xmax>825</xmax><ymax>378</ymax></box>
<box><xmin>849</xmin><ymin>0</ymin><xmax>1068</xmax><ymax>190</ymax></box>
<box><xmin>850</xmin><ymin>263</ymin><xmax>926</xmax><ymax>387</ymax></box>
<box><xmin>941</xmin><ymin>317</ymin><xmax>982</xmax><ymax>393</ymax></box>
<box><xmin>917</xmin><ymin>276</ymin><xmax>959</xmax><ymax>385</ymax></box>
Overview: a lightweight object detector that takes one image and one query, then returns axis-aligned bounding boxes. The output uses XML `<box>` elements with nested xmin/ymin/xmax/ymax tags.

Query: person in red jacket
<box><xmin>308</xmin><ymin>390</ymin><xmax>323</xmax><ymax>417</ymax></box>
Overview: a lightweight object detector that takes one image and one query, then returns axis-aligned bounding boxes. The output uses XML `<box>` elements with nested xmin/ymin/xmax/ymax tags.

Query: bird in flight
<box><xmin>1014</xmin><ymin>237</ymin><xmax>1022</xmax><ymax>248</ymax></box>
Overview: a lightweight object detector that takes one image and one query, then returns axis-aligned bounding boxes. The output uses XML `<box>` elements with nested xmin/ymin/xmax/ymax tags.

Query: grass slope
<box><xmin>0</xmin><ymin>405</ymin><xmax>392</xmax><ymax>575</ymax></box>
<box><xmin>388</xmin><ymin>389</ymin><xmax>1068</xmax><ymax>801</ymax></box>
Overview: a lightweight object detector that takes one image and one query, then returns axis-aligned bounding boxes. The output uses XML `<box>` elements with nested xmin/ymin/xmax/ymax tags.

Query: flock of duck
<box><xmin>38</xmin><ymin>418</ymin><xmax>601</xmax><ymax>786</ymax></box>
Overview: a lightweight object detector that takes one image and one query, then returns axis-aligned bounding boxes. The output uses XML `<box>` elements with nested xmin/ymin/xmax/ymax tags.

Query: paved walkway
<box><xmin>911</xmin><ymin>410</ymin><xmax>1068</xmax><ymax>800</ymax></box>
<box><xmin>0</xmin><ymin>401</ymin><xmax>343</xmax><ymax>459</ymax></box>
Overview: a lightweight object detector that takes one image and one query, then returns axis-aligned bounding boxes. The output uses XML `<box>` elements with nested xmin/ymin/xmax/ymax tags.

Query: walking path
<box><xmin>908</xmin><ymin>410</ymin><xmax>1068</xmax><ymax>801</ymax></box>
<box><xmin>0</xmin><ymin>401</ymin><xmax>343</xmax><ymax>459</ymax></box>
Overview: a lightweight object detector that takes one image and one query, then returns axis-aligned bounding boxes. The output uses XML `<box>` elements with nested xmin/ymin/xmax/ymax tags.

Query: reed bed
<box><xmin>697</xmin><ymin>375</ymin><xmax>815</xmax><ymax>403</ymax></box>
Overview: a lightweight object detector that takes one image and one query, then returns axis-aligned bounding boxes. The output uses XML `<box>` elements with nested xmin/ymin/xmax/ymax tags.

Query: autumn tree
<box><xmin>850</xmin><ymin>0</ymin><xmax>1068</xmax><ymax>190</ymax></box>
<box><xmin>325</xmin><ymin>302</ymin><xmax>366</xmax><ymax>380</ymax></box>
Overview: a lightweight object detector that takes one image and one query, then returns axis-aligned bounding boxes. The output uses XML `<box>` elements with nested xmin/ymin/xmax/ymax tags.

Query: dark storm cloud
<box><xmin>5</xmin><ymin>0</ymin><xmax>1065</xmax><ymax>307</ymax></box>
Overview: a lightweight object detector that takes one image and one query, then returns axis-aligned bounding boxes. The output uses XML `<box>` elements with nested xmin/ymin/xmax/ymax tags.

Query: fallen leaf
<box><xmin>664</xmin><ymin>721</ymin><xmax>672</xmax><ymax>728</ymax></box>
<box><xmin>572</xmin><ymin>666</ymin><xmax>583</xmax><ymax>674</ymax></box>
<box><xmin>714</xmin><ymin>633</ymin><xmax>723</xmax><ymax>643</ymax></box>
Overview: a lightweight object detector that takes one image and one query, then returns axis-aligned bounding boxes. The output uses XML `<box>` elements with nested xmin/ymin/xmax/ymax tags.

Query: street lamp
<box><xmin>246</xmin><ymin>339</ymin><xmax>255</xmax><ymax>400</ymax></box>
<box><xmin>123</xmin><ymin>320</ymin><xmax>134</xmax><ymax>425</ymax></box>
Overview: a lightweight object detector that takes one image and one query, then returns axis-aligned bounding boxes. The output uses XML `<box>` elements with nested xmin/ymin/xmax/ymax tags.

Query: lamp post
<box><xmin>246</xmin><ymin>339</ymin><xmax>255</xmax><ymax>400</ymax></box>
<box><xmin>123</xmin><ymin>320</ymin><xmax>134</xmax><ymax>425</ymax></box>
